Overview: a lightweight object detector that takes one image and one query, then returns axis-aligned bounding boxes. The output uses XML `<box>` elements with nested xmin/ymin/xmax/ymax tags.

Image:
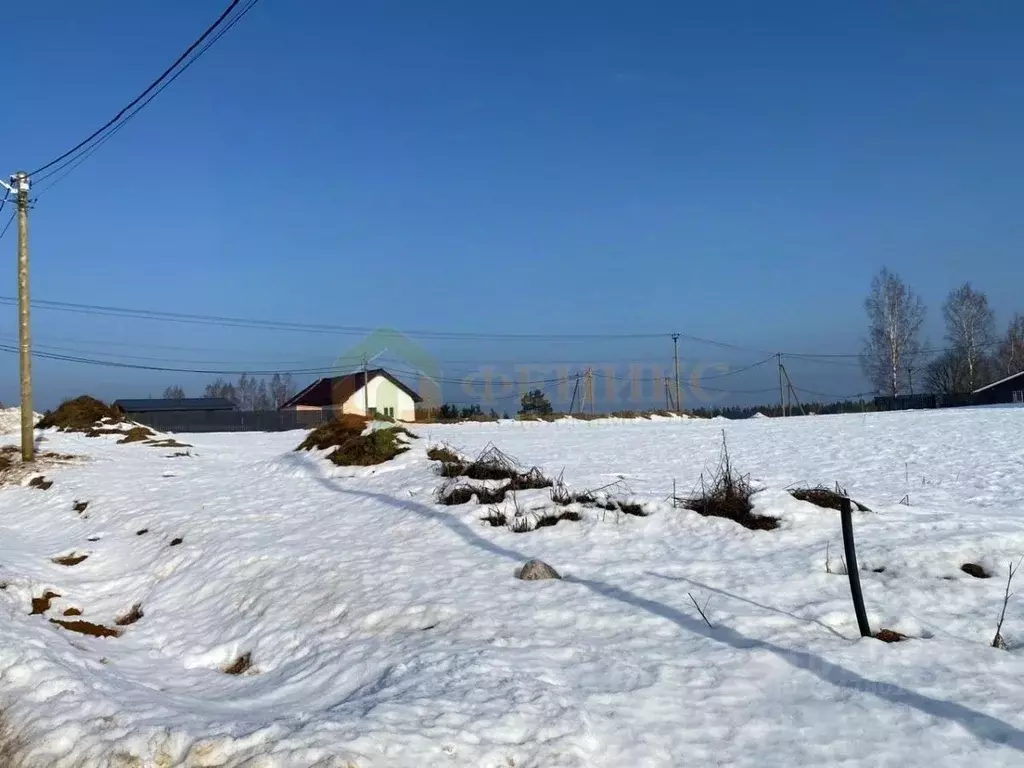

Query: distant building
<box><xmin>280</xmin><ymin>369</ymin><xmax>422</xmax><ymax>421</ymax></box>
<box><xmin>113</xmin><ymin>397</ymin><xmax>237</xmax><ymax>415</ymax></box>
<box><xmin>973</xmin><ymin>371</ymin><xmax>1024</xmax><ymax>406</ymax></box>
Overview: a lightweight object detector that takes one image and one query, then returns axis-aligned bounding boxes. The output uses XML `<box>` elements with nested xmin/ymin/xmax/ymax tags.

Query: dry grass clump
<box><xmin>437</xmin><ymin>482</ymin><xmax>508</xmax><ymax>506</ymax></box>
<box><xmin>439</xmin><ymin>444</ymin><xmax>552</xmax><ymax>490</ymax></box>
<box><xmin>790</xmin><ymin>485</ymin><xmax>871</xmax><ymax>512</ymax></box>
<box><xmin>550</xmin><ymin>475</ymin><xmax>649</xmax><ymax>517</ymax></box>
<box><xmin>117</xmin><ymin>426</ymin><xmax>155</xmax><ymax>444</ymax></box>
<box><xmin>296</xmin><ymin>415</ymin><xmax>368</xmax><ymax>451</ymax></box>
<box><xmin>37</xmin><ymin>396</ymin><xmax>121</xmax><ymax>432</ymax></box>
<box><xmin>327</xmin><ymin>427</ymin><xmax>415</xmax><ymax>466</ymax></box>
<box><xmin>30</xmin><ymin>591</ymin><xmax>60</xmax><ymax>615</ymax></box>
<box><xmin>427</xmin><ymin>444</ymin><xmax>463</xmax><ymax>464</ymax></box>
<box><xmin>679</xmin><ymin>434</ymin><xmax>777</xmax><ymax>531</ymax></box>
<box><xmin>298</xmin><ymin>417</ymin><xmax>416</xmax><ymax>467</ymax></box>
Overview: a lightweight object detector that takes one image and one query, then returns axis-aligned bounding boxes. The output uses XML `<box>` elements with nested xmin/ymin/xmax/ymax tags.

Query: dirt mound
<box><xmin>37</xmin><ymin>396</ymin><xmax>121</xmax><ymax>432</ymax></box>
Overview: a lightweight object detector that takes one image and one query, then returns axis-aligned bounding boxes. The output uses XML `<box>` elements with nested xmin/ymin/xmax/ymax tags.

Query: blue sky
<box><xmin>1</xmin><ymin>1</ymin><xmax>1022</xmax><ymax>410</ymax></box>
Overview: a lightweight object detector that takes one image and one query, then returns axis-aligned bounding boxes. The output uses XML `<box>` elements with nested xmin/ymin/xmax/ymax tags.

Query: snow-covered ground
<box><xmin>2</xmin><ymin>407</ymin><xmax>1024</xmax><ymax>766</ymax></box>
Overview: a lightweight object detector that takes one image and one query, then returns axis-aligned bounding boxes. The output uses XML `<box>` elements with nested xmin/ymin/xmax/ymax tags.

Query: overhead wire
<box><xmin>30</xmin><ymin>0</ymin><xmax>249</xmax><ymax>178</ymax></box>
<box><xmin>34</xmin><ymin>0</ymin><xmax>263</xmax><ymax>195</ymax></box>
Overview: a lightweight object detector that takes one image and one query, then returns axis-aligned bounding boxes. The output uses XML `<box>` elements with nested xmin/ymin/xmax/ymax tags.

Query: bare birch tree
<box><xmin>943</xmin><ymin>282</ymin><xmax>995</xmax><ymax>391</ymax></box>
<box><xmin>997</xmin><ymin>313</ymin><xmax>1024</xmax><ymax>376</ymax></box>
<box><xmin>861</xmin><ymin>268</ymin><xmax>926</xmax><ymax>397</ymax></box>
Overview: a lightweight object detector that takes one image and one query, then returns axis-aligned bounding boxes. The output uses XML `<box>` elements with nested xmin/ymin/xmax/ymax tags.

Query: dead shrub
<box><xmin>550</xmin><ymin>475</ymin><xmax>647</xmax><ymax>516</ymax></box>
<box><xmin>117</xmin><ymin>426</ymin><xmax>155</xmax><ymax>444</ymax></box>
<box><xmin>680</xmin><ymin>433</ymin><xmax>777</xmax><ymax>531</ymax></box>
<box><xmin>961</xmin><ymin>563</ymin><xmax>990</xmax><ymax>579</ymax></box>
<box><xmin>170</xmin><ymin>537</ymin><xmax>183</xmax><ymax>546</ymax></box>
<box><xmin>72</xmin><ymin>500</ymin><xmax>89</xmax><ymax>514</ymax></box>
<box><xmin>146</xmin><ymin>438</ymin><xmax>191</xmax><ymax>449</ymax></box>
<box><xmin>439</xmin><ymin>444</ymin><xmax>552</xmax><ymax>489</ymax></box>
<box><xmin>62</xmin><ymin>607</ymin><xmax>82</xmax><ymax>617</ymax></box>
<box><xmin>790</xmin><ymin>486</ymin><xmax>870</xmax><ymax>512</ymax></box>
<box><xmin>37</xmin><ymin>396</ymin><xmax>121</xmax><ymax>432</ymax></box>
<box><xmin>27</xmin><ymin>476</ymin><xmax>52</xmax><ymax>490</ymax></box>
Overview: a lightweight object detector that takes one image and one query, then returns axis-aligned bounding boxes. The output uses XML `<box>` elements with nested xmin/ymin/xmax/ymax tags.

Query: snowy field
<box><xmin>1</xmin><ymin>407</ymin><xmax>1024</xmax><ymax>766</ymax></box>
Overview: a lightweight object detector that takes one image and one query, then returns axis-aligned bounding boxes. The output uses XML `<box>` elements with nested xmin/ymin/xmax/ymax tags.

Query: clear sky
<box><xmin>1</xmin><ymin>1</ymin><xmax>1021</xmax><ymax>410</ymax></box>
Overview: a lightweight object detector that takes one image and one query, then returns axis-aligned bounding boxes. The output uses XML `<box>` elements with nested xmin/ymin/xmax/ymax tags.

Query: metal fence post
<box><xmin>841</xmin><ymin>495</ymin><xmax>872</xmax><ymax>637</ymax></box>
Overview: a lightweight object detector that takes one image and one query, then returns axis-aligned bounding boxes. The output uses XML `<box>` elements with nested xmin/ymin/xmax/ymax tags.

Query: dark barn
<box><xmin>973</xmin><ymin>371</ymin><xmax>1024</xmax><ymax>406</ymax></box>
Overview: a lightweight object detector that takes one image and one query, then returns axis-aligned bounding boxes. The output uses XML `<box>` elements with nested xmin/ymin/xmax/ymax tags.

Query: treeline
<box><xmin>691</xmin><ymin>400</ymin><xmax>875</xmax><ymax>420</ymax></box>
<box><xmin>862</xmin><ymin>269</ymin><xmax>1023</xmax><ymax>397</ymax></box>
<box><xmin>161</xmin><ymin>373</ymin><xmax>297</xmax><ymax>411</ymax></box>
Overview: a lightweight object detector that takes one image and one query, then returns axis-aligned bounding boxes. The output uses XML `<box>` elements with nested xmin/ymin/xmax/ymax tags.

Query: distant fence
<box><xmin>873</xmin><ymin>393</ymin><xmax>975</xmax><ymax>412</ymax></box>
<box><xmin>126</xmin><ymin>408</ymin><xmax>345</xmax><ymax>433</ymax></box>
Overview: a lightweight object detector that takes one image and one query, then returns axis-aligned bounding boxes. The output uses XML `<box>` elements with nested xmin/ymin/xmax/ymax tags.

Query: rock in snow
<box><xmin>517</xmin><ymin>559</ymin><xmax>561</xmax><ymax>580</ymax></box>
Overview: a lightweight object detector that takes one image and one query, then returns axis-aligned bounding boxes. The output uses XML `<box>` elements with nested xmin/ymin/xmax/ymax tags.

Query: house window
<box><xmin>1014</xmin><ymin>391</ymin><xmax>1023</xmax><ymax>404</ymax></box>
<box><xmin>368</xmin><ymin>406</ymin><xmax>377</xmax><ymax>416</ymax></box>
<box><xmin>383</xmin><ymin>407</ymin><xmax>395</xmax><ymax>417</ymax></box>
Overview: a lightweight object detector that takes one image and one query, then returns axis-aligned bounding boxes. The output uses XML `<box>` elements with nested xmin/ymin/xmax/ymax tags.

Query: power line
<box><xmin>30</xmin><ymin>0</ymin><xmax>255</xmax><ymax>178</ymax></box>
<box><xmin>0</xmin><ymin>296</ymin><xmax>672</xmax><ymax>341</ymax></box>
<box><xmin>0</xmin><ymin>211</ymin><xmax>14</xmax><ymax>244</ymax></box>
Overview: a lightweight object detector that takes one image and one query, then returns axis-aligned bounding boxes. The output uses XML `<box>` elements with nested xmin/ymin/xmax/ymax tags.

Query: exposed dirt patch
<box><xmin>28</xmin><ymin>476</ymin><xmax>53</xmax><ymax>490</ymax></box>
<box><xmin>73</xmin><ymin>500</ymin><xmax>89</xmax><ymax>514</ymax></box>
<box><xmin>170</xmin><ymin>537</ymin><xmax>183</xmax><ymax>546</ymax></box>
<box><xmin>52</xmin><ymin>552</ymin><xmax>89</xmax><ymax>566</ymax></box>
<box><xmin>875</xmin><ymin>629</ymin><xmax>908</xmax><ymax>643</ymax></box>
<box><xmin>961</xmin><ymin>563</ymin><xmax>990</xmax><ymax>579</ymax></box>
<box><xmin>117</xmin><ymin>426</ymin><xmax>155</xmax><ymax>444</ymax></box>
<box><xmin>49</xmin><ymin>619</ymin><xmax>121</xmax><ymax>638</ymax></box>
<box><xmin>30</xmin><ymin>591</ymin><xmax>61</xmax><ymax>615</ymax></box>
<box><xmin>115</xmin><ymin>603</ymin><xmax>144</xmax><ymax>626</ymax></box>
<box><xmin>37</xmin><ymin>396</ymin><xmax>121</xmax><ymax>432</ymax></box>
<box><xmin>63</xmin><ymin>607</ymin><xmax>82</xmax><ymax>617</ymax></box>
<box><xmin>136</xmin><ymin>529</ymin><xmax>149</xmax><ymax>536</ymax></box>
<box><xmin>790</xmin><ymin>486</ymin><xmax>871</xmax><ymax>512</ymax></box>
<box><xmin>223</xmin><ymin>651</ymin><xmax>253</xmax><ymax>675</ymax></box>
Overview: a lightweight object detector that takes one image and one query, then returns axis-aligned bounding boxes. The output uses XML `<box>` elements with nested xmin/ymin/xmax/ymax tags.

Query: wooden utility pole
<box><xmin>585</xmin><ymin>369</ymin><xmax>595</xmax><ymax>416</ymax></box>
<box><xmin>777</xmin><ymin>353</ymin><xmax>785</xmax><ymax>417</ymax></box>
<box><xmin>672</xmin><ymin>333</ymin><xmax>681</xmax><ymax>413</ymax></box>
<box><xmin>14</xmin><ymin>172</ymin><xmax>33</xmax><ymax>461</ymax></box>
<box><xmin>569</xmin><ymin>373</ymin><xmax>580</xmax><ymax>414</ymax></box>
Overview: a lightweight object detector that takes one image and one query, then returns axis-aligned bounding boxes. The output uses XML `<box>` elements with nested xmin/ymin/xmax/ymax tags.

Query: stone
<box><xmin>517</xmin><ymin>559</ymin><xmax>561</xmax><ymax>581</ymax></box>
